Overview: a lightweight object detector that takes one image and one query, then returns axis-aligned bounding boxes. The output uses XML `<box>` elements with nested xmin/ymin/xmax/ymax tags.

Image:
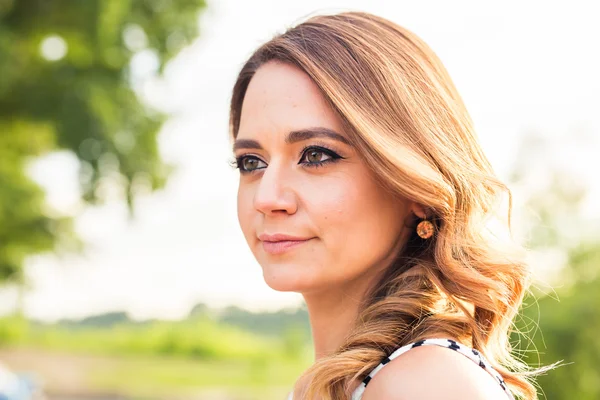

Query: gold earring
<box><xmin>416</xmin><ymin>219</ymin><xmax>435</xmax><ymax>239</ymax></box>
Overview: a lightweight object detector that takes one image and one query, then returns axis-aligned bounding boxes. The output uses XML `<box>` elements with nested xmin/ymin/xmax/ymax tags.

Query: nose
<box><xmin>253</xmin><ymin>161</ymin><xmax>298</xmax><ymax>216</ymax></box>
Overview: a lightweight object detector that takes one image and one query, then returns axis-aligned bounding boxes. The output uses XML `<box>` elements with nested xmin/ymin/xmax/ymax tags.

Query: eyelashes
<box><xmin>231</xmin><ymin>145</ymin><xmax>344</xmax><ymax>174</ymax></box>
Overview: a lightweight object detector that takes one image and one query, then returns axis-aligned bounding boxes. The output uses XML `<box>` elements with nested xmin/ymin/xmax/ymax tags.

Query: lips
<box><xmin>258</xmin><ymin>233</ymin><xmax>313</xmax><ymax>255</ymax></box>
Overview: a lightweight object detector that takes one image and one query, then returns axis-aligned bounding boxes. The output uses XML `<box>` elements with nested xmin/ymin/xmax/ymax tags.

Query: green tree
<box><xmin>530</xmin><ymin>243</ymin><xmax>600</xmax><ymax>399</ymax></box>
<box><xmin>0</xmin><ymin>0</ymin><xmax>206</xmax><ymax>282</ymax></box>
<box><xmin>509</xmin><ymin>132</ymin><xmax>600</xmax><ymax>399</ymax></box>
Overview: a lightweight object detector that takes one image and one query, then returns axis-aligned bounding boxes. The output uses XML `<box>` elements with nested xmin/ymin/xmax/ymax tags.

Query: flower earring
<box><xmin>416</xmin><ymin>218</ymin><xmax>435</xmax><ymax>239</ymax></box>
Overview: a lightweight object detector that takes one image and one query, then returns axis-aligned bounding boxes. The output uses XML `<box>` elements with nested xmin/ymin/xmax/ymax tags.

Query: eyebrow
<box><xmin>233</xmin><ymin>127</ymin><xmax>351</xmax><ymax>151</ymax></box>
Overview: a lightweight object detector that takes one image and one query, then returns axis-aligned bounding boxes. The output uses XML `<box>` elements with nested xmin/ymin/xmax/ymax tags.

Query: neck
<box><xmin>302</xmin><ymin>272</ymin><xmax>381</xmax><ymax>361</ymax></box>
<box><xmin>302</xmin><ymin>240</ymin><xmax>405</xmax><ymax>361</ymax></box>
<box><xmin>294</xmin><ymin>244</ymin><xmax>406</xmax><ymax>398</ymax></box>
<box><xmin>305</xmin><ymin>292</ymin><xmax>358</xmax><ymax>360</ymax></box>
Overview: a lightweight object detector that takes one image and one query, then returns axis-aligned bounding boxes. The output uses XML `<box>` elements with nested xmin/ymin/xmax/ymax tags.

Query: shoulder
<box><xmin>361</xmin><ymin>343</ymin><xmax>508</xmax><ymax>400</ymax></box>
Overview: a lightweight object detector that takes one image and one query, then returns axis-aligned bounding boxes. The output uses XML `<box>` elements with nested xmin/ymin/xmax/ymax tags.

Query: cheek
<box><xmin>309</xmin><ymin>172</ymin><xmax>405</xmax><ymax>268</ymax></box>
<box><xmin>306</xmin><ymin>177</ymin><xmax>350</xmax><ymax>220</ymax></box>
<box><xmin>236</xmin><ymin>183</ymin><xmax>255</xmax><ymax>239</ymax></box>
<box><xmin>310</xmin><ymin>171</ymin><xmax>398</xmax><ymax>231</ymax></box>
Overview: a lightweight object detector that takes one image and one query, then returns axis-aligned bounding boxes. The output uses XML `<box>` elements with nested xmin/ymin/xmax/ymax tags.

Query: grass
<box><xmin>1</xmin><ymin>346</ymin><xmax>309</xmax><ymax>400</ymax></box>
<box><xmin>0</xmin><ymin>315</ymin><xmax>313</xmax><ymax>399</ymax></box>
<box><xmin>86</xmin><ymin>354</ymin><xmax>305</xmax><ymax>398</ymax></box>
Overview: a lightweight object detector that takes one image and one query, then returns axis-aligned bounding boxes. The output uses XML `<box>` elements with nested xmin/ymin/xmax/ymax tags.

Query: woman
<box><xmin>229</xmin><ymin>11</ymin><xmax>544</xmax><ymax>400</ymax></box>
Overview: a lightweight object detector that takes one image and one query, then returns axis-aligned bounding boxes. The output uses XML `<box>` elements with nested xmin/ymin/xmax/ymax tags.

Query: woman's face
<box><xmin>234</xmin><ymin>61</ymin><xmax>416</xmax><ymax>293</ymax></box>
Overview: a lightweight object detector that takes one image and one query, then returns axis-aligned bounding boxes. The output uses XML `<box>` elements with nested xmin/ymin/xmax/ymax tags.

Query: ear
<box><xmin>410</xmin><ymin>202</ymin><xmax>428</xmax><ymax>220</ymax></box>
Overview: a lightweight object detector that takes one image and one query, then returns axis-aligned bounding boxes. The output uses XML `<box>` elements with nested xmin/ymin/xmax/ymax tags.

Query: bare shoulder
<box><xmin>361</xmin><ymin>344</ymin><xmax>508</xmax><ymax>400</ymax></box>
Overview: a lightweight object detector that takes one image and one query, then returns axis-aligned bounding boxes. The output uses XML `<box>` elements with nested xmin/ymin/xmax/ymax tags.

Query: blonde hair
<box><xmin>230</xmin><ymin>11</ymin><xmax>542</xmax><ymax>399</ymax></box>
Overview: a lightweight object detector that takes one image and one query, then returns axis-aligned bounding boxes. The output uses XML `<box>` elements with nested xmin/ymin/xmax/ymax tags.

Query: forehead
<box><xmin>238</xmin><ymin>61</ymin><xmax>343</xmax><ymax>138</ymax></box>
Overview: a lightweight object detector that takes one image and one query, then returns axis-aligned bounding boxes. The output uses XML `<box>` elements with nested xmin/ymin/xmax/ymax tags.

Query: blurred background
<box><xmin>0</xmin><ymin>0</ymin><xmax>598</xmax><ymax>399</ymax></box>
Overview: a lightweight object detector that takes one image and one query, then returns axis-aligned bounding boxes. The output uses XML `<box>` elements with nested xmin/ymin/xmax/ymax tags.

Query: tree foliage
<box><xmin>509</xmin><ymin>133</ymin><xmax>600</xmax><ymax>399</ymax></box>
<box><xmin>0</xmin><ymin>0</ymin><xmax>206</xmax><ymax>281</ymax></box>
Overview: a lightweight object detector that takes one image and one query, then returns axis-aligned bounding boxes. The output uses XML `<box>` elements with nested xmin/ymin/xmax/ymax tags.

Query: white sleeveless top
<box><xmin>287</xmin><ymin>338</ymin><xmax>515</xmax><ymax>400</ymax></box>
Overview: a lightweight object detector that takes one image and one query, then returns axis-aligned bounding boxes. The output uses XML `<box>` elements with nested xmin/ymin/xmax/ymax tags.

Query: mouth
<box><xmin>258</xmin><ymin>234</ymin><xmax>314</xmax><ymax>255</ymax></box>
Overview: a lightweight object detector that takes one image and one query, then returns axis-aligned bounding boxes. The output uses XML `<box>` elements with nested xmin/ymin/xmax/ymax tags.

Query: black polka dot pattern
<box><xmin>287</xmin><ymin>338</ymin><xmax>515</xmax><ymax>400</ymax></box>
<box><xmin>352</xmin><ymin>338</ymin><xmax>515</xmax><ymax>400</ymax></box>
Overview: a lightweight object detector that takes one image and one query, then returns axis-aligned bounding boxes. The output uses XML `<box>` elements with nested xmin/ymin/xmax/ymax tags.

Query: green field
<box><xmin>0</xmin><ymin>313</ymin><xmax>312</xmax><ymax>399</ymax></box>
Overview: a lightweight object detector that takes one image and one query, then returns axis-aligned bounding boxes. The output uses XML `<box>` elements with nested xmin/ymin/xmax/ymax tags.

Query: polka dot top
<box><xmin>287</xmin><ymin>338</ymin><xmax>515</xmax><ymax>400</ymax></box>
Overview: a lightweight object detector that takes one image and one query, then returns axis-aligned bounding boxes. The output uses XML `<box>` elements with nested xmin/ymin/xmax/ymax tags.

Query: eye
<box><xmin>299</xmin><ymin>147</ymin><xmax>340</xmax><ymax>165</ymax></box>
<box><xmin>235</xmin><ymin>155</ymin><xmax>267</xmax><ymax>173</ymax></box>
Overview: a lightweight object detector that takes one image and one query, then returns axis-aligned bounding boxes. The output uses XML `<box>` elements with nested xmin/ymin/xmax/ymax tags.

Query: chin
<box><xmin>261</xmin><ymin>262</ymin><xmax>317</xmax><ymax>292</ymax></box>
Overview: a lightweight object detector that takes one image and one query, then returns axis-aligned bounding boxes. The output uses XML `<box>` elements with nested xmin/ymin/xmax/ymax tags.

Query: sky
<box><xmin>1</xmin><ymin>0</ymin><xmax>599</xmax><ymax>322</ymax></box>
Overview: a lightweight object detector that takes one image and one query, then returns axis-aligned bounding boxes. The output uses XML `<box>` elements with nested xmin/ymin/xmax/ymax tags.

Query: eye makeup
<box><xmin>297</xmin><ymin>144</ymin><xmax>344</xmax><ymax>168</ymax></box>
<box><xmin>231</xmin><ymin>142</ymin><xmax>346</xmax><ymax>174</ymax></box>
